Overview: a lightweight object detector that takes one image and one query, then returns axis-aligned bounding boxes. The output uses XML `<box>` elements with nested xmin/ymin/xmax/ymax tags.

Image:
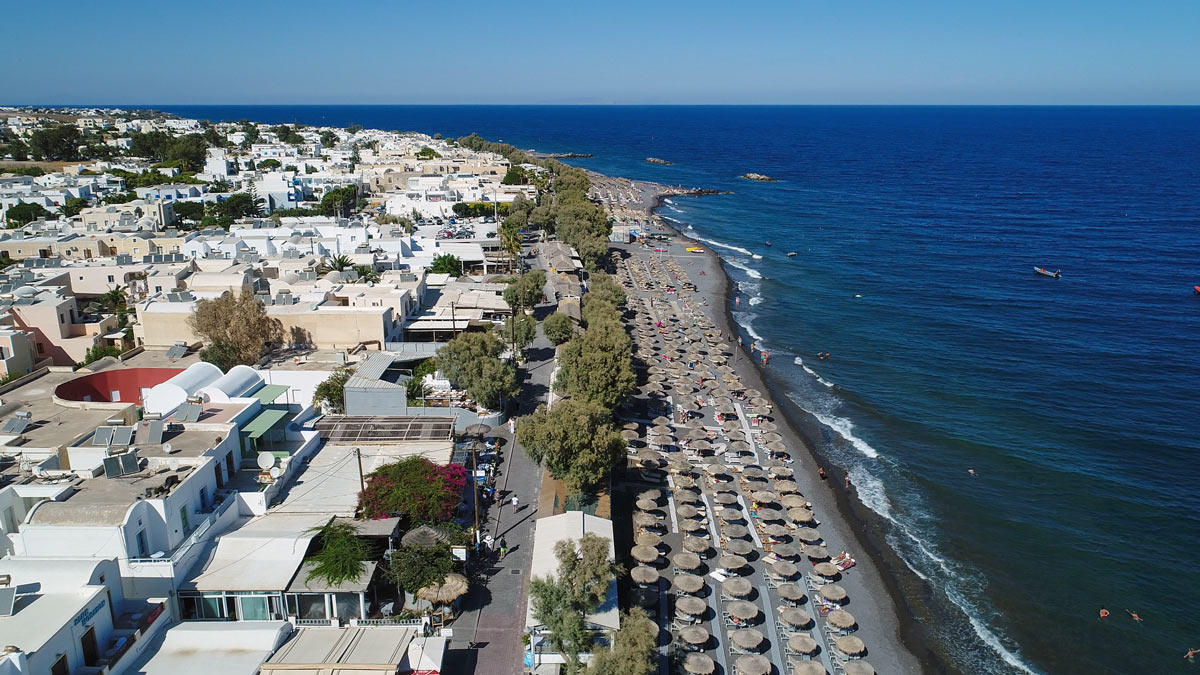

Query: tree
<box><xmin>173</xmin><ymin>201</ymin><xmax>205</xmax><ymax>223</ymax></box>
<box><xmin>5</xmin><ymin>203</ymin><xmax>52</xmax><ymax>227</ymax></box>
<box><xmin>320</xmin><ymin>254</ymin><xmax>354</xmax><ymax>274</ymax></box>
<box><xmin>320</xmin><ymin>185</ymin><xmax>358</xmax><ymax>217</ymax></box>
<box><xmin>199</xmin><ymin>340</ymin><xmax>241</xmax><ymax>372</ymax></box>
<box><xmin>435</xmin><ymin>331</ymin><xmax>517</xmax><ymax>410</ymax></box>
<box><xmin>272</xmin><ymin>125</ymin><xmax>304</xmax><ymax>144</ymax></box>
<box><xmin>499</xmin><ymin>215</ymin><xmax>524</xmax><ymax>268</ymax></box>
<box><xmin>28</xmin><ymin>125</ymin><xmax>81</xmax><ymax>161</ymax></box>
<box><xmin>82</xmin><ymin>345</ymin><xmax>122</xmax><ymax>366</ymax></box>
<box><xmin>505</xmin><ymin>313</ymin><xmax>537</xmax><ymax>353</ymax></box>
<box><xmin>529</xmin><ymin>533</ymin><xmax>621</xmax><ymax>673</ymax></box>
<box><xmin>305</xmin><ymin>521</ymin><xmax>369</xmax><ymax>587</ymax></box>
<box><xmin>320</xmin><ymin>130</ymin><xmax>340</xmax><ymax>148</ymax></box>
<box><xmin>165</xmin><ymin>134</ymin><xmax>209</xmax><ymax>172</ymax></box>
<box><xmin>501</xmin><ymin>166</ymin><xmax>527</xmax><ymax>185</ymax></box>
<box><xmin>353</xmin><ymin>265</ymin><xmax>380</xmax><ymax>283</ymax></box>
<box><xmin>386</xmin><ymin>543</ymin><xmax>453</xmax><ymax>594</ymax></box>
<box><xmin>502</xmin><ymin>269</ymin><xmax>545</xmax><ymax>313</ymax></box>
<box><xmin>543</xmin><ymin>312</ymin><xmax>576</xmax><ymax>345</ymax></box>
<box><xmin>429</xmin><ymin>254</ymin><xmax>462</xmax><ymax>276</ymax></box>
<box><xmin>98</xmin><ymin>286</ymin><xmax>127</xmax><ymax>313</ymax></box>
<box><xmin>188</xmin><ymin>289</ymin><xmax>283</xmax><ymax>367</ymax></box>
<box><xmin>586</xmin><ymin>609</ymin><xmax>657</xmax><ymax>675</ymax></box>
<box><xmin>517</xmin><ymin>399</ymin><xmax>624</xmax><ymax>491</ymax></box>
<box><xmin>346</xmin><ymin>124</ymin><xmax>363</xmax><ymax>134</ymax></box>
<box><xmin>60</xmin><ymin>197</ymin><xmax>90</xmax><ymax>218</ymax></box>
<box><xmin>313</xmin><ymin>366</ymin><xmax>353</xmax><ymax>413</ymax></box>
<box><xmin>416</xmin><ymin>146</ymin><xmax>441</xmax><ymax>159</ymax></box>
<box><xmin>556</xmin><ymin>320</ymin><xmax>635</xmax><ymax>409</ymax></box>
<box><xmin>257</xmin><ymin>158</ymin><xmax>282</xmax><ymax>170</ymax></box>
<box><xmin>584</xmin><ymin>273</ymin><xmax>626</xmax><ymax>309</ymax></box>
<box><xmin>358</xmin><ymin>456</ymin><xmax>467</xmax><ymax>523</ymax></box>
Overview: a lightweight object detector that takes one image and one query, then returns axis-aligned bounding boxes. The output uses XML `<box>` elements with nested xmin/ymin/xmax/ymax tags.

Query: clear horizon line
<box><xmin>6</xmin><ymin>102</ymin><xmax>1200</xmax><ymax>108</ymax></box>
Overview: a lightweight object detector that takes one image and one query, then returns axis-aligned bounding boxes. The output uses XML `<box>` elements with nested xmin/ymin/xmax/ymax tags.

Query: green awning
<box><xmin>251</xmin><ymin>384</ymin><xmax>289</xmax><ymax>404</ymax></box>
<box><xmin>242</xmin><ymin>408</ymin><xmax>290</xmax><ymax>439</ymax></box>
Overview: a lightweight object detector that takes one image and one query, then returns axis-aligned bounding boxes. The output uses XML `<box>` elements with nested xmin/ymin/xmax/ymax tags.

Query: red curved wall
<box><xmin>55</xmin><ymin>368</ymin><xmax>184</xmax><ymax>404</ymax></box>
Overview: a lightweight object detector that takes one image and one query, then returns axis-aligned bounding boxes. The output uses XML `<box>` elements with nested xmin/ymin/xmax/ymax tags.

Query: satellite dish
<box><xmin>162</xmin><ymin>442</ymin><xmax>175</xmax><ymax>454</ymax></box>
<box><xmin>256</xmin><ymin>452</ymin><xmax>276</xmax><ymax>471</ymax></box>
<box><xmin>168</xmin><ymin>459</ymin><xmax>180</xmax><ymax>472</ymax></box>
<box><xmin>268</xmin><ymin>466</ymin><xmax>282</xmax><ymax>479</ymax></box>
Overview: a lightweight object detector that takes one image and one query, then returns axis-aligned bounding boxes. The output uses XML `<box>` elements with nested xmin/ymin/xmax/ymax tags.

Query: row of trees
<box><xmin>435</xmin><ymin>331</ymin><xmax>518</xmax><ymax>411</ymax></box>
<box><xmin>450</xmin><ymin>202</ymin><xmax>511</xmax><ymax>219</ymax></box>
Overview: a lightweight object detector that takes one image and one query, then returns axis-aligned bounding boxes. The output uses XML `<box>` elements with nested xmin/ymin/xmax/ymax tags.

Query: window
<box><xmin>107</xmin><ymin>275</ymin><xmax>114</xmax><ymax>283</ymax></box>
<box><xmin>179</xmin><ymin>506</ymin><xmax>190</xmax><ymax>533</ymax></box>
<box><xmin>36</xmin><ymin>343</ymin><xmax>44</xmax><ymax>355</ymax></box>
<box><xmin>50</xmin><ymin>655</ymin><xmax>68</xmax><ymax>675</ymax></box>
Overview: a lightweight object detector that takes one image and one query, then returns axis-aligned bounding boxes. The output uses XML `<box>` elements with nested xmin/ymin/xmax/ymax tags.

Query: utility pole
<box><xmin>354</xmin><ymin>447</ymin><xmax>365</xmax><ymax>496</ymax></box>
<box><xmin>449</xmin><ymin>301</ymin><xmax>456</xmax><ymax>342</ymax></box>
<box><xmin>470</xmin><ymin>435</ymin><xmax>481</xmax><ymax>548</ymax></box>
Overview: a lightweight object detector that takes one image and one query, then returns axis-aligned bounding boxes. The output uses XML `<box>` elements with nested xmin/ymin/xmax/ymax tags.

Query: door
<box><xmin>80</xmin><ymin>625</ymin><xmax>99</xmax><ymax>666</ymax></box>
<box><xmin>50</xmin><ymin>655</ymin><xmax>68</xmax><ymax>675</ymax></box>
<box><xmin>238</xmin><ymin>595</ymin><xmax>270</xmax><ymax>621</ymax></box>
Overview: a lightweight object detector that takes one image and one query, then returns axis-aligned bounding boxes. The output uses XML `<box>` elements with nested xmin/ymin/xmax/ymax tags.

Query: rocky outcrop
<box><xmin>740</xmin><ymin>173</ymin><xmax>777</xmax><ymax>182</ymax></box>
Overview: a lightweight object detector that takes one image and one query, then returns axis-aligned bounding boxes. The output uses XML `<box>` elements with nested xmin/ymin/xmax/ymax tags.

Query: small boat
<box><xmin>1194</xmin><ymin>285</ymin><xmax>1200</xmax><ymax>295</ymax></box>
<box><xmin>765</xmin><ymin>241</ymin><xmax>772</xmax><ymax>247</ymax></box>
<box><xmin>786</xmin><ymin>251</ymin><xmax>798</xmax><ymax>258</ymax></box>
<box><xmin>1034</xmin><ymin>267</ymin><xmax>1061</xmax><ymax>279</ymax></box>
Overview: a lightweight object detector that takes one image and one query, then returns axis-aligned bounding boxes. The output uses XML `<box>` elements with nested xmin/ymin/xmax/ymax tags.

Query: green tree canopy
<box><xmin>305</xmin><ymin>521</ymin><xmax>369</xmax><ymax>587</ymax></box>
<box><xmin>60</xmin><ymin>197</ymin><xmax>90</xmax><ymax>218</ymax></box>
<box><xmin>502</xmin><ymin>269</ymin><xmax>545</xmax><ymax>312</ymax></box>
<box><xmin>28</xmin><ymin>125</ymin><xmax>81</xmax><ymax>161</ymax></box>
<box><xmin>586</xmin><ymin>609</ymin><xmax>657</xmax><ymax>675</ymax></box>
<box><xmin>320</xmin><ymin>185</ymin><xmax>359</xmax><ymax>217</ymax></box>
<box><xmin>188</xmin><ymin>289</ymin><xmax>282</xmax><ymax>366</ymax></box>
<box><xmin>435</xmin><ymin>331</ymin><xmax>517</xmax><ymax>409</ymax></box>
<box><xmin>320</xmin><ymin>130</ymin><xmax>340</xmax><ymax>147</ymax></box>
<box><xmin>584</xmin><ymin>272</ymin><xmax>626</xmax><ymax>309</ymax></box>
<box><xmin>555</xmin><ymin>320</ymin><xmax>635</xmax><ymax>409</ymax></box>
<box><xmin>517</xmin><ymin>399</ymin><xmax>623</xmax><ymax>491</ymax></box>
<box><xmin>313</xmin><ymin>366</ymin><xmax>353</xmax><ymax>413</ymax></box>
<box><xmin>504</xmin><ymin>313</ymin><xmax>537</xmax><ymax>353</ymax></box>
<box><xmin>542</xmin><ymin>312</ymin><xmax>576</xmax><ymax>345</ymax></box>
<box><xmin>257</xmin><ymin>158</ymin><xmax>282</xmax><ymax>170</ymax></box>
<box><xmin>529</xmin><ymin>533</ymin><xmax>621</xmax><ymax>673</ymax></box>
<box><xmin>5</xmin><ymin>202</ymin><xmax>52</xmax><ymax>227</ymax></box>
<box><xmin>386</xmin><ymin>543</ymin><xmax>454</xmax><ymax>594</ymax></box>
<box><xmin>429</xmin><ymin>254</ymin><xmax>462</xmax><ymax>276</ymax></box>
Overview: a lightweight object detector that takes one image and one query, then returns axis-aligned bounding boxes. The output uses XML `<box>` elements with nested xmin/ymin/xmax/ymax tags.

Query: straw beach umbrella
<box><xmin>750</xmin><ymin>490</ymin><xmax>777</xmax><ymax>504</ymax></box>
<box><xmin>820</xmin><ymin>584</ymin><xmax>848</xmax><ymax>604</ymax></box>
<box><xmin>718</xmin><ymin>508</ymin><xmax>744</xmax><ymax>522</ymax></box>
<box><xmin>718</xmin><ymin>554</ymin><xmax>748</xmax><ymax>572</ymax></box>
<box><xmin>777</xmin><ymin>582</ymin><xmax>807</xmax><ymax>602</ymax></box>
<box><xmin>636</xmin><ymin>531</ymin><xmax>661</xmax><ymax>548</ymax></box>
<box><xmin>638</xmin><ymin>489</ymin><xmax>662</xmax><ymax>502</ymax></box>
<box><xmin>770</xmin><ymin>465</ymin><xmax>794</xmax><ymax>478</ymax></box>
<box><xmin>672</xmin><ymin>552</ymin><xmax>702</xmax><ymax>571</ymax></box>
<box><xmin>676</xmin><ymin>504</ymin><xmax>700</xmax><ymax>519</ymax></box>
<box><xmin>675</xmin><ymin>490</ymin><xmax>701</xmax><ymax>504</ymax></box>
<box><xmin>683</xmin><ymin>653</ymin><xmax>716</xmax><ymax>675</ymax></box>
<box><xmin>813</xmin><ymin>562</ymin><xmax>841</xmax><ymax>579</ymax></box>
<box><xmin>636</xmin><ymin>498</ymin><xmax>658</xmax><ymax>512</ymax></box>
<box><xmin>674</xmin><ymin>573</ymin><xmax>705</xmax><ymax>594</ymax></box>
<box><xmin>631</xmin><ymin>545</ymin><xmax>660</xmax><ymax>564</ymax></box>
<box><xmin>726</xmin><ymin>600</ymin><xmax>759</xmax><ymax>622</ymax></box>
<box><xmin>769</xmin><ymin>560</ymin><xmax>800</xmax><ymax>579</ymax></box>
<box><xmin>633</xmin><ymin>512</ymin><xmax>659</xmax><ymax>528</ymax></box>
<box><xmin>653</xmin><ymin>416</ymin><xmax>671</xmax><ymax>426</ymax></box>
<box><xmin>632</xmin><ymin>565</ymin><xmax>659</xmax><ymax>585</ymax></box>
<box><xmin>675</xmin><ymin>475</ymin><xmax>697</xmax><ymax>489</ymax></box>
<box><xmin>775</xmin><ymin>479</ymin><xmax>800</xmax><ymax>494</ymax></box>
<box><xmin>620</xmin><ymin>429</ymin><xmax>641</xmax><ymax>442</ymax></box>
<box><xmin>731</xmin><ymin>628</ymin><xmax>765</xmax><ymax>651</ymax></box>
<box><xmin>676</xmin><ymin>595</ymin><xmax>707</xmax><ymax>618</ymax></box>
<box><xmin>796</xmin><ymin>528</ymin><xmax>822</xmax><ymax>543</ymax></box>
<box><xmin>725</xmin><ymin>539</ymin><xmax>754</xmax><ymax>555</ymax></box>
<box><xmin>828</xmin><ymin>609</ymin><xmax>857</xmax><ymax>631</ymax></box>
<box><xmin>756</xmin><ymin>508</ymin><xmax>785</xmax><ymax>522</ymax></box>
<box><xmin>772</xmin><ymin>543</ymin><xmax>800</xmax><ymax>559</ymax></box>
<box><xmin>835</xmin><ymin>636</ymin><xmax>867</xmax><ymax>658</ymax></box>
<box><xmin>679</xmin><ymin>519</ymin><xmax>705</xmax><ymax>533</ymax></box>
<box><xmin>721</xmin><ymin>577</ymin><xmax>753</xmax><ymax>598</ymax></box>
<box><xmin>804</xmin><ymin>545</ymin><xmax>831</xmax><ymax>560</ymax></box>
<box><xmin>683</xmin><ymin>537</ymin><xmax>711</xmax><ymax>555</ymax></box>
<box><xmin>416</xmin><ymin>573</ymin><xmax>469</xmax><ymax>605</ymax></box>
<box><xmin>781</xmin><ymin>607</ymin><xmax>813</xmax><ymax>629</ymax></box>
<box><xmin>723</xmin><ymin>524</ymin><xmax>750</xmax><ymax>539</ymax></box>
<box><xmin>789</xmin><ymin>635</ymin><xmax>821</xmax><ymax>657</ymax></box>
<box><xmin>790</xmin><ymin>660</ymin><xmax>826</xmax><ymax>675</ymax></box>
<box><xmin>843</xmin><ymin>662</ymin><xmax>875</xmax><ymax>675</ymax></box>
<box><xmin>679</xmin><ymin>625</ymin><xmax>710</xmax><ymax>647</ymax></box>
<box><xmin>735</xmin><ymin>655</ymin><xmax>771</xmax><ymax>675</ymax></box>
<box><xmin>713</xmin><ymin>492</ymin><xmax>738</xmax><ymax>505</ymax></box>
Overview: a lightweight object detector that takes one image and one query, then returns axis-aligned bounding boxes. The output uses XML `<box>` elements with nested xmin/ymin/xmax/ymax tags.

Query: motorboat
<box><xmin>1034</xmin><ymin>267</ymin><xmax>1061</xmax><ymax>279</ymax></box>
<box><xmin>786</xmin><ymin>252</ymin><xmax>798</xmax><ymax>258</ymax></box>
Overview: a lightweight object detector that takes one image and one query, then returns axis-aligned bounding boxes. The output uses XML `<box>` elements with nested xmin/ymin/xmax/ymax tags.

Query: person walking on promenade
<box><xmin>511</xmin><ymin>495</ymin><xmax>520</xmax><ymax>513</ymax></box>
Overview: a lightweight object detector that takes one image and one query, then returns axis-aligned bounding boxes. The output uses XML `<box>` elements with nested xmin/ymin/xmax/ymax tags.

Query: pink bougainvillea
<box><xmin>358</xmin><ymin>456</ymin><xmax>467</xmax><ymax>524</ymax></box>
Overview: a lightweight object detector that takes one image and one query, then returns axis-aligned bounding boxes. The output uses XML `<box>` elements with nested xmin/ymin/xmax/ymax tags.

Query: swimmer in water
<box><xmin>968</xmin><ymin>468</ymin><xmax>977</xmax><ymax>477</ymax></box>
<box><xmin>1099</xmin><ymin>607</ymin><xmax>1110</xmax><ymax>619</ymax></box>
<box><xmin>1126</xmin><ymin>609</ymin><xmax>1143</xmax><ymax>624</ymax></box>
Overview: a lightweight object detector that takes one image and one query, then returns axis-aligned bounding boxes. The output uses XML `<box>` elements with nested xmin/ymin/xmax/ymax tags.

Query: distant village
<box><xmin>0</xmin><ymin>106</ymin><xmax>632</xmax><ymax>675</ymax></box>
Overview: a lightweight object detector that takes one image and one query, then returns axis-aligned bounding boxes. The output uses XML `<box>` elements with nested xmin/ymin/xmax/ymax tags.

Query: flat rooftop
<box><xmin>119</xmin><ymin>348</ymin><xmax>202</xmax><ymax>369</ymax></box>
<box><xmin>0</xmin><ymin>371</ymin><xmax>125</xmax><ymax>450</ymax></box>
<box><xmin>29</xmin><ymin>464</ymin><xmax>198</xmax><ymax>525</ymax></box>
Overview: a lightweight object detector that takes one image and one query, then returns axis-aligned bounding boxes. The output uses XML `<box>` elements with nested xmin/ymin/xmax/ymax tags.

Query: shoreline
<box><xmin>618</xmin><ymin>183</ymin><xmax>952</xmax><ymax>674</ymax></box>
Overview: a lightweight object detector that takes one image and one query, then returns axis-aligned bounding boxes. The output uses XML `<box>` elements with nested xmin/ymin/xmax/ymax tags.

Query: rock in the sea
<box><xmin>645</xmin><ymin>157</ymin><xmax>673</xmax><ymax>165</ymax></box>
<box><xmin>740</xmin><ymin>173</ymin><xmax>777</xmax><ymax>182</ymax></box>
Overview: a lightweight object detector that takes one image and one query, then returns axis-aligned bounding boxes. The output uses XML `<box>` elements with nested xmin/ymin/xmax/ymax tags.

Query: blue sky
<box><xmin>4</xmin><ymin>0</ymin><xmax>1198</xmax><ymax>104</ymax></box>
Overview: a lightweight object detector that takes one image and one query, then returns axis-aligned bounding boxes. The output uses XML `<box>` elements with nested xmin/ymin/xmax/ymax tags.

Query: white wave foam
<box><xmin>663</xmin><ymin>198</ymin><xmax>674</xmax><ymax>205</ymax></box>
<box><xmin>751</xmin><ymin>253</ymin><xmax>763</xmax><ymax>260</ymax></box>
<box><xmin>785</xmin><ymin>393</ymin><xmax>879</xmax><ymax>459</ymax></box>
<box><xmin>748</xmin><ymin>296</ymin><xmax>763</xmax><ymax>306</ymax></box>
<box><xmin>694</xmin><ymin>236</ymin><xmax>755</xmax><ymax>258</ymax></box>
<box><xmin>732</xmin><ymin>311</ymin><xmax>764</xmax><ymax>345</ymax></box>
<box><xmin>784</xmin><ymin>393</ymin><xmax>1038</xmax><ymax>675</ymax></box>
<box><xmin>726</xmin><ymin>258</ymin><xmax>763</xmax><ymax>280</ymax></box>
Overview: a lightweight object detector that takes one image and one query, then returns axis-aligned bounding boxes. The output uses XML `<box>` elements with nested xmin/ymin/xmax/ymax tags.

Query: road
<box><xmin>448</xmin><ymin>235</ymin><xmax>556</xmax><ymax>675</ymax></box>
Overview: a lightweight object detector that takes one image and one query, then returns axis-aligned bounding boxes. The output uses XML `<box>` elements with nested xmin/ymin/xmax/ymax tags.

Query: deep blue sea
<box><xmin>150</xmin><ymin>105</ymin><xmax>1200</xmax><ymax>673</ymax></box>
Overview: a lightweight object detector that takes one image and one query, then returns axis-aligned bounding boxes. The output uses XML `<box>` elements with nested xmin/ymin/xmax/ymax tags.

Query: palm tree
<box><xmin>353</xmin><ymin>265</ymin><xmax>380</xmax><ymax>283</ymax></box>
<box><xmin>98</xmin><ymin>286</ymin><xmax>127</xmax><ymax>313</ymax></box>
<box><xmin>318</xmin><ymin>255</ymin><xmax>354</xmax><ymax>275</ymax></box>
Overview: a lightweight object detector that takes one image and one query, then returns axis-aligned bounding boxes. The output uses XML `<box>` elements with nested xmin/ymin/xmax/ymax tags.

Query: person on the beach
<box><xmin>818</xmin><ymin>467</ymin><xmax>827</xmax><ymax>481</ymax></box>
<box><xmin>1126</xmin><ymin>609</ymin><xmax>1143</xmax><ymax>623</ymax></box>
<box><xmin>1099</xmin><ymin>607</ymin><xmax>1110</xmax><ymax>619</ymax></box>
<box><xmin>845</xmin><ymin>475</ymin><xmax>852</xmax><ymax>489</ymax></box>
